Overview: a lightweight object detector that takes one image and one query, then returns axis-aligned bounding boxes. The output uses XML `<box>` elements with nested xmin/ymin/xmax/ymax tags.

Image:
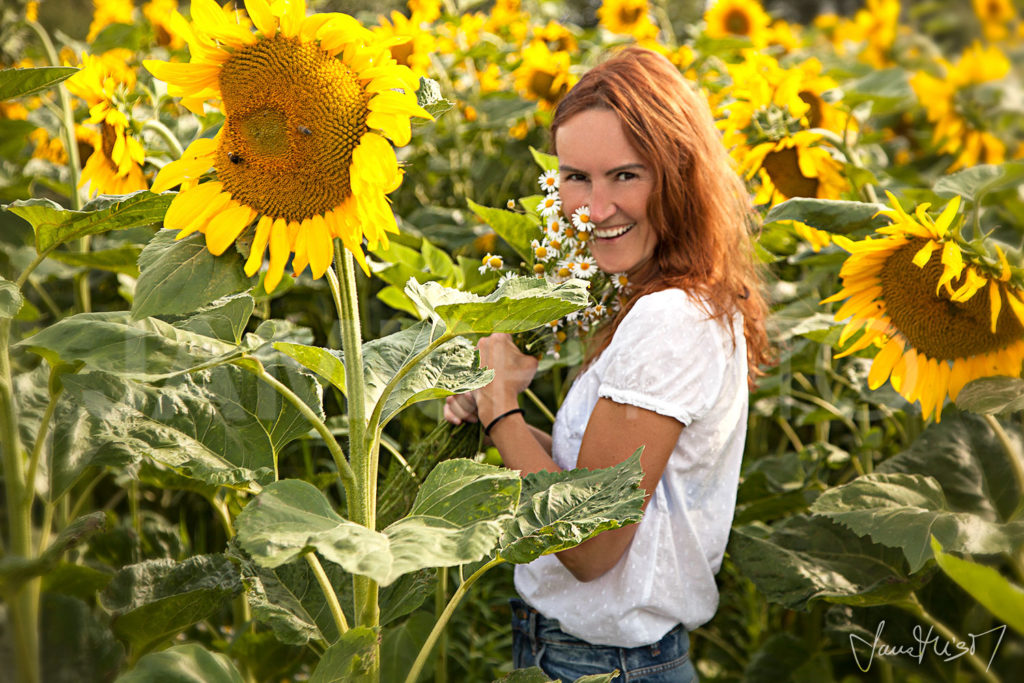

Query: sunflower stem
<box><xmin>305</xmin><ymin>552</ymin><xmax>349</xmax><ymax>637</ymax></box>
<box><xmin>901</xmin><ymin>595</ymin><xmax>1000</xmax><ymax>683</ymax></box>
<box><xmin>404</xmin><ymin>557</ymin><xmax>505</xmax><ymax>683</ymax></box>
<box><xmin>142</xmin><ymin>119</ymin><xmax>184</xmax><ymax>159</ymax></box>
<box><xmin>983</xmin><ymin>414</ymin><xmax>1024</xmax><ymax>520</ymax></box>
<box><xmin>523</xmin><ymin>387</ymin><xmax>556</xmax><ymax>423</ymax></box>
<box><xmin>332</xmin><ymin>242</ymin><xmax>380</xmax><ymax>636</ymax></box>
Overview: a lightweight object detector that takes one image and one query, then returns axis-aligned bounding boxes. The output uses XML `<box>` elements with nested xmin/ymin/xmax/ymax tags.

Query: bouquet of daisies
<box><xmin>476</xmin><ymin>151</ymin><xmax>630</xmax><ymax>360</ymax></box>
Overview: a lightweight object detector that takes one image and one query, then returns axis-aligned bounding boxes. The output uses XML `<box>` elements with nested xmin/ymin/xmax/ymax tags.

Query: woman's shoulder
<box><xmin>623</xmin><ymin>287</ymin><xmax>711</xmax><ymax>325</ymax></box>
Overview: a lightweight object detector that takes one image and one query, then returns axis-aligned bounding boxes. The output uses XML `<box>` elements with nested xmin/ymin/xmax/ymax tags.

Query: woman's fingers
<box><xmin>443</xmin><ymin>393</ymin><xmax>478</xmax><ymax>425</ymax></box>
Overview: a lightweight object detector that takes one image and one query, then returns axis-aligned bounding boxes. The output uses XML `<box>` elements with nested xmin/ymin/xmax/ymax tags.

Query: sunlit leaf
<box><xmin>934</xmin><ymin>162</ymin><xmax>1024</xmax><ymax>203</ymax></box>
<box><xmin>133</xmin><ymin>230</ymin><xmax>254</xmax><ymax>319</ymax></box>
<box><xmin>0</xmin><ymin>66</ymin><xmax>78</xmax><ymax>100</ymax></box>
<box><xmin>115</xmin><ymin>644</ymin><xmax>244</xmax><ymax>683</ymax></box>
<box><xmin>467</xmin><ymin>198</ymin><xmax>541</xmax><ymax>263</ymax></box>
<box><xmin>309</xmin><ymin>627</ymin><xmax>378</xmax><ymax>682</ymax></box>
<box><xmin>763</xmin><ymin>198</ymin><xmax>889</xmax><ymax>234</ymax></box>
<box><xmin>930</xmin><ymin>537</ymin><xmax>1024</xmax><ymax>635</ymax></box>
<box><xmin>176</xmin><ymin>294</ymin><xmax>255</xmax><ymax>344</ymax></box>
<box><xmin>955</xmin><ymin>377</ymin><xmax>1024</xmax><ymax>415</ymax></box>
<box><xmin>0</xmin><ymin>275</ymin><xmax>23</xmax><ymax>319</ymax></box>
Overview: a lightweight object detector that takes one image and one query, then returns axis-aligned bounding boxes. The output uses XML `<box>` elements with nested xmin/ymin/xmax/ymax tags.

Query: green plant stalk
<box><xmin>901</xmin><ymin>596</ymin><xmax>1000</xmax><ymax>683</ymax></box>
<box><xmin>142</xmin><ymin>119</ymin><xmax>184</xmax><ymax>159</ymax></box>
<box><xmin>983</xmin><ymin>414</ymin><xmax>1024</xmax><ymax>519</ymax></box>
<box><xmin>522</xmin><ymin>387</ymin><xmax>555</xmax><ymax>423</ymax></box>
<box><xmin>434</xmin><ymin>567</ymin><xmax>448</xmax><ymax>683</ymax></box>
<box><xmin>332</xmin><ymin>244</ymin><xmax>380</xmax><ymax>644</ymax></box>
<box><xmin>0</xmin><ymin>319</ymin><xmax>40</xmax><ymax>683</ymax></box>
<box><xmin>404</xmin><ymin>557</ymin><xmax>505</xmax><ymax>683</ymax></box>
<box><xmin>306</xmin><ymin>552</ymin><xmax>349</xmax><ymax>636</ymax></box>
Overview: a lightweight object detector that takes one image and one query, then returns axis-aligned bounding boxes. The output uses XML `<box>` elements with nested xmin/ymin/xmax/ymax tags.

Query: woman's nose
<box><xmin>588</xmin><ymin>185</ymin><xmax>616</xmax><ymax>224</ymax></box>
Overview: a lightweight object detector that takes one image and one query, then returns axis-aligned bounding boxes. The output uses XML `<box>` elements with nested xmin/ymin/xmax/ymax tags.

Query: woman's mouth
<box><xmin>592</xmin><ymin>223</ymin><xmax>634</xmax><ymax>240</ymax></box>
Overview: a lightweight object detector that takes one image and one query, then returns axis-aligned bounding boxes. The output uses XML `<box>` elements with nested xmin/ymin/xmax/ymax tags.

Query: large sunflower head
<box><xmin>972</xmin><ymin>0</ymin><xmax>1016</xmax><ymax>41</ymax></box>
<box><xmin>88</xmin><ymin>0</ymin><xmax>135</xmax><ymax>43</ymax></box>
<box><xmin>703</xmin><ymin>0</ymin><xmax>771</xmax><ymax>47</ymax></box>
<box><xmin>144</xmin><ymin>0</ymin><xmax>431</xmax><ymax>292</ymax></box>
<box><xmin>822</xmin><ymin>193</ymin><xmax>1024</xmax><ymax>421</ymax></box>
<box><xmin>742</xmin><ymin>131</ymin><xmax>849</xmax><ymax>206</ymax></box>
<box><xmin>597</xmin><ymin>0</ymin><xmax>659</xmax><ymax>40</ymax></box>
<box><xmin>512</xmin><ymin>40</ymin><xmax>576</xmax><ymax>110</ymax></box>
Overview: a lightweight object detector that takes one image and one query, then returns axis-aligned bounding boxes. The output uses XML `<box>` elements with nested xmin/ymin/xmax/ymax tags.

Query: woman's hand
<box><xmin>474</xmin><ymin>333</ymin><xmax>539</xmax><ymax>423</ymax></box>
<box><xmin>443</xmin><ymin>392</ymin><xmax>478</xmax><ymax>425</ymax></box>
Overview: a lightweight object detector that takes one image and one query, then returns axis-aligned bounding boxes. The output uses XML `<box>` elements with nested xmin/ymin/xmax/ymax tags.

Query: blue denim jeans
<box><xmin>511</xmin><ymin>598</ymin><xmax>698</xmax><ymax>682</ymax></box>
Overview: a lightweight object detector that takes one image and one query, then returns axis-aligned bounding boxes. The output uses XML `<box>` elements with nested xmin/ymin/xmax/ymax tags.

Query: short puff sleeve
<box><xmin>597</xmin><ymin>290</ymin><xmax>729</xmax><ymax>426</ymax></box>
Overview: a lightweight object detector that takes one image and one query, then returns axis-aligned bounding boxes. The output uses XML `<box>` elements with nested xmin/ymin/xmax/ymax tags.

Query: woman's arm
<box><xmin>473</xmin><ymin>334</ymin><xmax>682</xmax><ymax>583</ymax></box>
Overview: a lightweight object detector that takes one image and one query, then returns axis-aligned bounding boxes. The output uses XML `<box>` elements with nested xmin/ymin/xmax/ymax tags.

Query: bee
<box><xmin>228</xmin><ymin>152</ymin><xmax>243</xmax><ymax>164</ymax></box>
<box><xmin>298</xmin><ymin>125</ymin><xmax>312</xmax><ymax>136</ymax></box>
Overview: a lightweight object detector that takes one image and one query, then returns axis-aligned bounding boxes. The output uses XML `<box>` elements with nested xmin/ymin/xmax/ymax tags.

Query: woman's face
<box><xmin>556</xmin><ymin>108</ymin><xmax>658</xmax><ymax>277</ymax></box>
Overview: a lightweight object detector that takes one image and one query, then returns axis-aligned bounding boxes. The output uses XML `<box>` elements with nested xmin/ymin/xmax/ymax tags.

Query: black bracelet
<box><xmin>484</xmin><ymin>408</ymin><xmax>525</xmax><ymax>437</ymax></box>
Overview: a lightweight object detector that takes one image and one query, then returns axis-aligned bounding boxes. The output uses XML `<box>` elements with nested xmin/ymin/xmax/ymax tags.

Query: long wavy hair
<box><xmin>551</xmin><ymin>46</ymin><xmax>771</xmax><ymax>384</ymax></box>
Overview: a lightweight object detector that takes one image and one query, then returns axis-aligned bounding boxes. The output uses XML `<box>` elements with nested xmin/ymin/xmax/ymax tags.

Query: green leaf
<box><xmin>61</xmin><ymin>363</ymin><xmax>320</xmax><ymax>489</ymax></box>
<box><xmin>4</xmin><ymin>191</ymin><xmax>173</xmax><ymax>254</ymax></box>
<box><xmin>274</xmin><ymin>342</ymin><xmax>348</xmax><ymax>393</ymax></box>
<box><xmin>102</xmin><ymin>555</ymin><xmax>242</xmax><ymax>655</ymax></box>
<box><xmin>763</xmin><ymin>198</ymin><xmax>889</xmax><ymax>234</ymax></box>
<box><xmin>176</xmin><ymin>294</ymin><xmax>254</xmax><ymax>344</ymax></box>
<box><xmin>415</xmin><ymin>76</ymin><xmax>454</xmax><ymax>120</ymax></box>
<box><xmin>742</xmin><ymin>632</ymin><xmax>828</xmax><ymax>683</ymax></box>
<box><xmin>133</xmin><ymin>229</ymin><xmax>255</xmax><ymax>319</ymax></box>
<box><xmin>931</xmin><ymin>537</ymin><xmax>1024</xmax><ymax>635</ymax></box>
<box><xmin>811</xmin><ymin>472</ymin><xmax>1024</xmax><ymax>572</ymax></box>
<box><xmin>529</xmin><ymin>146</ymin><xmax>559</xmax><ymax>172</ymax></box>
<box><xmin>496</xmin><ymin>668</ymin><xmax>554</xmax><ymax>682</ymax></box>
<box><xmin>934</xmin><ymin>162</ymin><xmax>1024</xmax><ymax>203</ymax></box>
<box><xmin>728</xmin><ymin>516</ymin><xmax>918</xmax><ymax>611</ymax></box>
<box><xmin>309</xmin><ymin>627</ymin><xmax>379</xmax><ymax>682</ymax></box>
<box><xmin>421</xmin><ymin>239</ymin><xmax>455</xmax><ymax>278</ymax></box>
<box><xmin>49</xmin><ymin>244</ymin><xmax>143</xmax><ymax>276</ymax></box>
<box><xmin>17</xmin><ymin>311</ymin><xmax>236</xmax><ymax>380</ymax></box>
<box><xmin>0</xmin><ymin>66</ymin><xmax>78</xmax><ymax>101</ymax></box>
<box><xmin>499</xmin><ymin>449</ymin><xmax>645</xmax><ymax>564</ymax></box>
<box><xmin>42</xmin><ymin>562</ymin><xmax>114</xmax><ymax>600</ymax></box>
<box><xmin>842</xmin><ymin>67</ymin><xmax>913</xmax><ymax>113</ymax></box>
<box><xmin>955</xmin><ymin>376</ymin><xmax>1024</xmax><ymax>415</ymax></box>
<box><xmin>405</xmin><ymin>275</ymin><xmax>588</xmax><ymax>336</ymax></box>
<box><xmin>0</xmin><ymin>275</ymin><xmax>23</xmax><ymax>319</ymax></box>
<box><xmin>237</xmin><ymin>468</ymin><xmax>516</xmax><ymax>586</ymax></box>
<box><xmin>0</xmin><ymin>512</ymin><xmax>107</xmax><ymax>596</ymax></box>
<box><xmin>467</xmin><ymin>198</ymin><xmax>541</xmax><ymax>263</ymax></box>
<box><xmin>381</xmin><ymin>612</ymin><xmax>434</xmax><ymax>683</ymax></box>
<box><xmin>115</xmin><ymin>644</ymin><xmax>244</xmax><ymax>683</ymax></box>
<box><xmin>41</xmin><ymin>594</ymin><xmax>124</xmax><ymax>682</ymax></box>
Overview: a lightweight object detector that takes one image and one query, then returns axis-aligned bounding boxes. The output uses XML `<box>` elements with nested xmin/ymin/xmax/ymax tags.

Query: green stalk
<box><xmin>522</xmin><ymin>388</ymin><xmax>555</xmax><ymax>424</ymax></box>
<box><xmin>404</xmin><ymin>558</ymin><xmax>505</xmax><ymax>683</ymax></box>
<box><xmin>142</xmin><ymin>119</ymin><xmax>184</xmax><ymax>159</ymax></box>
<box><xmin>0</xmin><ymin>318</ymin><xmax>40</xmax><ymax>683</ymax></box>
<box><xmin>331</xmin><ymin>243</ymin><xmax>379</xmax><ymax>645</ymax></box>
<box><xmin>434</xmin><ymin>567</ymin><xmax>449</xmax><ymax>683</ymax></box>
<box><xmin>983</xmin><ymin>414</ymin><xmax>1024</xmax><ymax>520</ymax></box>
<box><xmin>305</xmin><ymin>552</ymin><xmax>349</xmax><ymax>636</ymax></box>
<box><xmin>901</xmin><ymin>595</ymin><xmax>1000</xmax><ymax>683</ymax></box>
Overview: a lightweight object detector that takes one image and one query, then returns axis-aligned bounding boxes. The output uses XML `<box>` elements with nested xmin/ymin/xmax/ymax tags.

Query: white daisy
<box><xmin>554</xmin><ymin>258</ymin><xmax>574</xmax><ymax>280</ymax></box>
<box><xmin>531</xmin><ymin>238</ymin><xmax>556</xmax><ymax>263</ymax></box>
<box><xmin>538</xmin><ymin>194</ymin><xmax>562</xmax><ymax>218</ymax></box>
<box><xmin>478</xmin><ymin>253</ymin><xmax>504</xmax><ymax>274</ymax></box>
<box><xmin>538</xmin><ymin>170</ymin><xmax>559</xmax><ymax>193</ymax></box>
<box><xmin>506</xmin><ymin>199</ymin><xmax>516</xmax><ymax>210</ymax></box>
<box><xmin>571</xmin><ymin>206</ymin><xmax>593</xmax><ymax>232</ymax></box>
<box><xmin>497</xmin><ymin>271</ymin><xmax>516</xmax><ymax>288</ymax></box>
<box><xmin>572</xmin><ymin>255</ymin><xmax>597</xmax><ymax>279</ymax></box>
<box><xmin>544</xmin><ymin>216</ymin><xmax>567</xmax><ymax>239</ymax></box>
<box><xmin>611</xmin><ymin>272</ymin><xmax>630</xmax><ymax>290</ymax></box>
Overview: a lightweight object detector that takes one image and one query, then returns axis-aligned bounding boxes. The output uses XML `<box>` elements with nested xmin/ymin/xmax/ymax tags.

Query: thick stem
<box><xmin>0</xmin><ymin>319</ymin><xmax>40</xmax><ymax>683</ymax></box>
<box><xmin>434</xmin><ymin>567</ymin><xmax>448</xmax><ymax>683</ymax></box>
<box><xmin>305</xmin><ymin>552</ymin><xmax>349</xmax><ymax>637</ymax></box>
<box><xmin>404</xmin><ymin>558</ymin><xmax>505</xmax><ymax>683</ymax></box>
<box><xmin>902</xmin><ymin>596</ymin><xmax>1000</xmax><ymax>683</ymax></box>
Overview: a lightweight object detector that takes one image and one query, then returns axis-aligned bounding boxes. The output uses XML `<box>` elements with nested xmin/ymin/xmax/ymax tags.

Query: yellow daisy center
<box><xmin>880</xmin><ymin>238</ymin><xmax>1024</xmax><ymax>359</ymax></box>
<box><xmin>215</xmin><ymin>35</ymin><xmax>370</xmax><ymax>224</ymax></box>
<box><xmin>761</xmin><ymin>147</ymin><xmax>819</xmax><ymax>198</ymax></box>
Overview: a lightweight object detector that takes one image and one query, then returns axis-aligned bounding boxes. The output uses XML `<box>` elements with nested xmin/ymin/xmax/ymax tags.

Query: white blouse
<box><xmin>514</xmin><ymin>288</ymin><xmax>749</xmax><ymax>647</ymax></box>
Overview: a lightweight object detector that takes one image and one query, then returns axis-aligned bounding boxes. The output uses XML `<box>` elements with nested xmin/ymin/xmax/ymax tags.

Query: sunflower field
<box><xmin>1</xmin><ymin>0</ymin><xmax>1023</xmax><ymax>681</ymax></box>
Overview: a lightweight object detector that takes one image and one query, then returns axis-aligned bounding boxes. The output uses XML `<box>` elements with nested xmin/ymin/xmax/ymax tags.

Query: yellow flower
<box><xmin>26</xmin><ymin>1</ymin><xmax>39</xmax><ymax>22</ymax></box>
<box><xmin>822</xmin><ymin>193</ymin><xmax>1024</xmax><ymax>421</ymax></box>
<box><xmin>513</xmin><ymin>40</ymin><xmax>576</xmax><ymax>110</ymax></box>
<box><xmin>790</xmin><ymin>221</ymin><xmax>831</xmax><ymax>252</ymax></box>
<box><xmin>598</xmin><ymin>0</ymin><xmax>659</xmax><ymax>40</ymax></box>
<box><xmin>407</xmin><ymin>0</ymin><xmax>441</xmax><ymax>24</ymax></box>
<box><xmin>535</xmin><ymin>20</ymin><xmax>578</xmax><ymax>53</ymax></box>
<box><xmin>486</xmin><ymin>0</ymin><xmax>528</xmax><ymax>43</ymax></box>
<box><xmin>910</xmin><ymin>43</ymin><xmax>1010</xmax><ymax>170</ymax></box>
<box><xmin>703</xmin><ymin>0</ymin><xmax>771</xmax><ymax>47</ymax></box>
<box><xmin>972</xmin><ymin>0</ymin><xmax>1016</xmax><ymax>41</ymax></box>
<box><xmin>743</xmin><ymin>131</ymin><xmax>848</xmax><ymax>205</ymax></box>
<box><xmin>88</xmin><ymin>0</ymin><xmax>135</xmax><ymax>43</ymax></box>
<box><xmin>144</xmin><ymin>0</ymin><xmax>431</xmax><ymax>292</ymax></box>
<box><xmin>143</xmin><ymin>0</ymin><xmax>187</xmax><ymax>49</ymax></box>
<box><xmin>851</xmin><ymin>0</ymin><xmax>901</xmax><ymax>67</ymax></box>
<box><xmin>373</xmin><ymin>10</ymin><xmax>436</xmax><ymax>79</ymax></box>
<box><xmin>29</xmin><ymin>127</ymin><xmax>68</xmax><ymax>165</ymax></box>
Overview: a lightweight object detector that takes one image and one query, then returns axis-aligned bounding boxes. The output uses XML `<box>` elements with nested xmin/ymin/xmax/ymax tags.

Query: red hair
<box><xmin>551</xmin><ymin>46</ymin><xmax>771</xmax><ymax>383</ymax></box>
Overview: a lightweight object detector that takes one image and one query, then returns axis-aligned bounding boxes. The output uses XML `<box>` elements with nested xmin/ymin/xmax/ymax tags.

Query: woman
<box><xmin>445</xmin><ymin>46</ymin><xmax>770</xmax><ymax>682</ymax></box>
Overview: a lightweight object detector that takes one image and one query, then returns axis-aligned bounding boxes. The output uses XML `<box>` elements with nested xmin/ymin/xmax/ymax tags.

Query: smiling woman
<box><xmin>445</xmin><ymin>46</ymin><xmax>771</xmax><ymax>682</ymax></box>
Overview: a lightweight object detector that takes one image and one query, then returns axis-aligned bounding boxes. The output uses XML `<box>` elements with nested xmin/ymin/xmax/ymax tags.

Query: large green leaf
<box><xmin>61</xmin><ymin>363</ymin><xmax>320</xmax><ymax>489</ymax></box>
<box><xmin>49</xmin><ymin>244</ymin><xmax>143</xmax><ymax>276</ymax></box>
<box><xmin>3</xmin><ymin>191</ymin><xmax>173</xmax><ymax>254</ymax></box>
<box><xmin>841</xmin><ymin>67</ymin><xmax>913</xmax><ymax>113</ymax></box>
<box><xmin>381</xmin><ymin>612</ymin><xmax>434</xmax><ymax>683</ymax></box>
<box><xmin>763</xmin><ymin>198</ymin><xmax>889</xmax><ymax>234</ymax></box>
<box><xmin>931</xmin><ymin>537</ymin><xmax>1024</xmax><ymax>635</ymax></box>
<box><xmin>176</xmin><ymin>294</ymin><xmax>255</xmax><ymax>344</ymax></box>
<box><xmin>133</xmin><ymin>230</ymin><xmax>255</xmax><ymax>319</ymax></box>
<box><xmin>102</xmin><ymin>555</ymin><xmax>242</xmax><ymax>655</ymax></box>
<box><xmin>499</xmin><ymin>449</ymin><xmax>645</xmax><ymax>564</ymax></box>
<box><xmin>0</xmin><ymin>275</ymin><xmax>23</xmax><ymax>319</ymax></box>
<box><xmin>0</xmin><ymin>66</ymin><xmax>78</xmax><ymax>100</ymax></box>
<box><xmin>728</xmin><ymin>515</ymin><xmax>918</xmax><ymax>611</ymax></box>
<box><xmin>875</xmin><ymin>411</ymin><xmax>1023</xmax><ymax>523</ymax></box>
<box><xmin>0</xmin><ymin>512</ymin><xmax>106</xmax><ymax>597</ymax></box>
<box><xmin>115</xmin><ymin>644</ymin><xmax>244</xmax><ymax>683</ymax></box>
<box><xmin>236</xmin><ymin>463</ymin><xmax>518</xmax><ymax>586</ymax></box>
<box><xmin>810</xmin><ymin>473</ymin><xmax>1024</xmax><ymax>572</ymax></box>
<box><xmin>41</xmin><ymin>593</ymin><xmax>124</xmax><ymax>683</ymax></box>
<box><xmin>16</xmin><ymin>311</ymin><xmax>236</xmax><ymax>380</ymax></box>
<box><xmin>309</xmin><ymin>627</ymin><xmax>378</xmax><ymax>682</ymax></box>
<box><xmin>529</xmin><ymin>146</ymin><xmax>559</xmax><ymax>172</ymax></box>
<box><xmin>467</xmin><ymin>198</ymin><xmax>542</xmax><ymax>263</ymax></box>
<box><xmin>934</xmin><ymin>162</ymin><xmax>1024</xmax><ymax>203</ymax></box>
<box><xmin>405</xmin><ymin>275</ymin><xmax>588</xmax><ymax>336</ymax></box>
<box><xmin>955</xmin><ymin>377</ymin><xmax>1024</xmax><ymax>415</ymax></box>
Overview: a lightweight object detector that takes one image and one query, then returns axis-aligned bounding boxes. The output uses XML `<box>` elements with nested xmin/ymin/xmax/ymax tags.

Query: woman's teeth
<box><xmin>593</xmin><ymin>223</ymin><xmax>634</xmax><ymax>239</ymax></box>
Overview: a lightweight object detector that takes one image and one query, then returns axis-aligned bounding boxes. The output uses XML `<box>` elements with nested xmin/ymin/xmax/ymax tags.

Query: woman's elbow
<box><xmin>558</xmin><ymin>553</ymin><xmax>615</xmax><ymax>583</ymax></box>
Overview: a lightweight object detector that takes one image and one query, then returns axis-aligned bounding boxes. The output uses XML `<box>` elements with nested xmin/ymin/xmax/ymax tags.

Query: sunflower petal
<box><xmin>206</xmin><ymin>202</ymin><xmax>257</xmax><ymax>255</ymax></box>
<box><xmin>868</xmin><ymin>336</ymin><xmax>904</xmax><ymax>390</ymax></box>
<box><xmin>307</xmin><ymin>214</ymin><xmax>333</xmax><ymax>278</ymax></box>
<box><xmin>265</xmin><ymin>218</ymin><xmax>291</xmax><ymax>292</ymax></box>
<box><xmin>165</xmin><ymin>181</ymin><xmax>224</xmax><ymax>230</ymax></box>
<box><xmin>245</xmin><ymin>0</ymin><xmax>277</xmax><ymax>37</ymax></box>
<box><xmin>988</xmin><ymin>279</ymin><xmax>1002</xmax><ymax>334</ymax></box>
<box><xmin>245</xmin><ymin>215</ymin><xmax>273</xmax><ymax>277</ymax></box>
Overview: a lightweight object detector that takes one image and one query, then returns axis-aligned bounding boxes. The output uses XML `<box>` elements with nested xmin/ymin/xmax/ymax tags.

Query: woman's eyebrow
<box><xmin>558</xmin><ymin>163</ymin><xmax>646</xmax><ymax>175</ymax></box>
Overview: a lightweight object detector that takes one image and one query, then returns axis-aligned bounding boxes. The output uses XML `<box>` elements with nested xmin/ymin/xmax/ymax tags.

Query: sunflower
<box><xmin>850</xmin><ymin>0</ymin><xmax>902</xmax><ymax>68</ymax></box>
<box><xmin>597</xmin><ymin>0</ymin><xmax>659</xmax><ymax>40</ymax></box>
<box><xmin>972</xmin><ymin>0</ymin><xmax>1016</xmax><ymax>41</ymax></box>
<box><xmin>65</xmin><ymin>52</ymin><xmax>148</xmax><ymax>197</ymax></box>
<box><xmin>87</xmin><ymin>0</ymin><xmax>135</xmax><ymax>43</ymax></box>
<box><xmin>373</xmin><ymin>10</ymin><xmax>436</xmax><ymax>79</ymax></box>
<box><xmin>143</xmin><ymin>0</ymin><xmax>188</xmax><ymax>49</ymax></box>
<box><xmin>822</xmin><ymin>193</ymin><xmax>1024</xmax><ymax>421</ymax></box>
<box><xmin>703</xmin><ymin>0</ymin><xmax>771</xmax><ymax>47</ymax></box>
<box><xmin>512</xmin><ymin>40</ymin><xmax>575</xmax><ymax>110</ymax></box>
<box><xmin>910</xmin><ymin>43</ymin><xmax>1009</xmax><ymax>170</ymax></box>
<box><xmin>144</xmin><ymin>0</ymin><xmax>431</xmax><ymax>292</ymax></box>
<box><xmin>743</xmin><ymin>131</ymin><xmax>848</xmax><ymax>206</ymax></box>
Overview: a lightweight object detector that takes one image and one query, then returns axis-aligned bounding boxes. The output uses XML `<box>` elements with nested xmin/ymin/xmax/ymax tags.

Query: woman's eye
<box><xmin>564</xmin><ymin>173</ymin><xmax>587</xmax><ymax>182</ymax></box>
<box><xmin>616</xmin><ymin>171</ymin><xmax>637</xmax><ymax>181</ymax></box>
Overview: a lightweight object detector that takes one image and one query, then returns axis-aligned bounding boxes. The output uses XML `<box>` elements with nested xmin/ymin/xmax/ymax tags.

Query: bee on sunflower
<box><xmin>822</xmin><ymin>192</ymin><xmax>1024</xmax><ymax>421</ymax></box>
<box><xmin>144</xmin><ymin>0</ymin><xmax>432</xmax><ymax>292</ymax></box>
